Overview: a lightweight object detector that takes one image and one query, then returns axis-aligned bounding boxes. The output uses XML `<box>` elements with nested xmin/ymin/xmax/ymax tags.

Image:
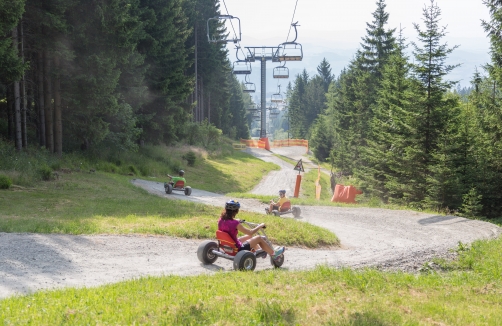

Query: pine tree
<box><xmin>357</xmin><ymin>31</ymin><xmax>416</xmax><ymax>203</ymax></box>
<box><xmin>317</xmin><ymin>58</ymin><xmax>334</xmax><ymax>92</ymax></box>
<box><xmin>410</xmin><ymin>0</ymin><xmax>459</xmax><ymax>207</ymax></box>
<box><xmin>359</xmin><ymin>0</ymin><xmax>396</xmax><ymax>80</ymax></box>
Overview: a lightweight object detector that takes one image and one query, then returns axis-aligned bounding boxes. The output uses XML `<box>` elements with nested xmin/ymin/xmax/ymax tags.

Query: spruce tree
<box><xmin>357</xmin><ymin>31</ymin><xmax>416</xmax><ymax>203</ymax></box>
<box><xmin>359</xmin><ymin>0</ymin><xmax>396</xmax><ymax>80</ymax></box>
<box><xmin>409</xmin><ymin>0</ymin><xmax>459</xmax><ymax>207</ymax></box>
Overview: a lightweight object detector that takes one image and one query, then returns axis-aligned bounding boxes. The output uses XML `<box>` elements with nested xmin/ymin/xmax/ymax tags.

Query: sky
<box><xmin>219</xmin><ymin>0</ymin><xmax>493</xmax><ymax>94</ymax></box>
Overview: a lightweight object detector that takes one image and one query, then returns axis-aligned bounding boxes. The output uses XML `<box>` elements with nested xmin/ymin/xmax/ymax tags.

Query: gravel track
<box><xmin>1</xmin><ymin>147</ymin><xmax>500</xmax><ymax>299</ymax></box>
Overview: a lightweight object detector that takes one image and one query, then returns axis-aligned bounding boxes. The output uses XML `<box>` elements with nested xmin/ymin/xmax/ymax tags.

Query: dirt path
<box><xmin>1</xmin><ymin>147</ymin><xmax>500</xmax><ymax>299</ymax></box>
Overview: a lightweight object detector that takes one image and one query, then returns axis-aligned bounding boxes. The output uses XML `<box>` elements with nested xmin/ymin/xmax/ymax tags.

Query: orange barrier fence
<box><xmin>240</xmin><ymin>138</ymin><xmax>270</xmax><ymax>150</ymax></box>
<box><xmin>271</xmin><ymin>139</ymin><xmax>308</xmax><ymax>149</ymax></box>
<box><xmin>240</xmin><ymin>138</ymin><xmax>308</xmax><ymax>152</ymax></box>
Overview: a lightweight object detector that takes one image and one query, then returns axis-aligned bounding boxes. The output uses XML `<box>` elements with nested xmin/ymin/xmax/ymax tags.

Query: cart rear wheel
<box><xmin>270</xmin><ymin>254</ymin><xmax>284</xmax><ymax>268</ymax></box>
<box><xmin>292</xmin><ymin>206</ymin><xmax>301</xmax><ymax>218</ymax></box>
<box><xmin>197</xmin><ymin>240</ymin><xmax>218</xmax><ymax>264</ymax></box>
<box><xmin>184</xmin><ymin>186</ymin><xmax>192</xmax><ymax>196</ymax></box>
<box><xmin>233</xmin><ymin>251</ymin><xmax>256</xmax><ymax>271</ymax></box>
<box><xmin>165</xmin><ymin>183</ymin><xmax>173</xmax><ymax>194</ymax></box>
<box><xmin>272</xmin><ymin>210</ymin><xmax>280</xmax><ymax>216</ymax></box>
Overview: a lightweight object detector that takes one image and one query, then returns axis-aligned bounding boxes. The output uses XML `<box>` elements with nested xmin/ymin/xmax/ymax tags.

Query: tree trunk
<box><xmin>44</xmin><ymin>50</ymin><xmax>54</xmax><ymax>153</ymax></box>
<box><xmin>12</xmin><ymin>26</ymin><xmax>22</xmax><ymax>151</ymax></box>
<box><xmin>54</xmin><ymin>56</ymin><xmax>62</xmax><ymax>156</ymax></box>
<box><xmin>7</xmin><ymin>85</ymin><xmax>14</xmax><ymax>141</ymax></box>
<box><xmin>20</xmin><ymin>21</ymin><xmax>28</xmax><ymax>148</ymax></box>
<box><xmin>38</xmin><ymin>52</ymin><xmax>46</xmax><ymax>147</ymax></box>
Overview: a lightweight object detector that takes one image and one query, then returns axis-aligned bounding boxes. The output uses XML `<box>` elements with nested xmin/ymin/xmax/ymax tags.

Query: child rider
<box><xmin>218</xmin><ymin>200</ymin><xmax>285</xmax><ymax>261</ymax></box>
<box><xmin>167</xmin><ymin>170</ymin><xmax>186</xmax><ymax>186</ymax></box>
<box><xmin>268</xmin><ymin>189</ymin><xmax>289</xmax><ymax>214</ymax></box>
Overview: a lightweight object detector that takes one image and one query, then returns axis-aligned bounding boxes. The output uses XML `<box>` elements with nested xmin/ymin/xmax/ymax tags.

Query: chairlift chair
<box><xmin>233</xmin><ymin>61</ymin><xmax>252</xmax><ymax>75</ymax></box>
<box><xmin>273</xmin><ymin>63</ymin><xmax>289</xmax><ymax>79</ymax></box>
<box><xmin>232</xmin><ymin>46</ymin><xmax>252</xmax><ymax>75</ymax></box>
<box><xmin>276</xmin><ymin>43</ymin><xmax>303</xmax><ymax>61</ymax></box>
<box><xmin>207</xmin><ymin>15</ymin><xmax>241</xmax><ymax>44</ymax></box>
<box><xmin>271</xmin><ymin>92</ymin><xmax>283</xmax><ymax>103</ymax></box>
<box><xmin>274</xmin><ymin>22</ymin><xmax>303</xmax><ymax>61</ymax></box>
<box><xmin>243</xmin><ymin>75</ymin><xmax>256</xmax><ymax>93</ymax></box>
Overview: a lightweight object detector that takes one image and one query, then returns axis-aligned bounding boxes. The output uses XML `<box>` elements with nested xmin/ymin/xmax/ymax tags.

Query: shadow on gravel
<box><xmin>418</xmin><ymin>215</ymin><xmax>467</xmax><ymax>225</ymax></box>
<box><xmin>0</xmin><ymin>234</ymin><xmax>94</xmax><ymax>296</ymax></box>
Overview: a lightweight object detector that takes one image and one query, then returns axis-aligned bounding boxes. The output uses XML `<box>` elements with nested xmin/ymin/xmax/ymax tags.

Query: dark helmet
<box><xmin>279</xmin><ymin>190</ymin><xmax>286</xmax><ymax>195</ymax></box>
<box><xmin>179</xmin><ymin>170</ymin><xmax>185</xmax><ymax>176</ymax></box>
<box><xmin>225</xmin><ymin>200</ymin><xmax>241</xmax><ymax>211</ymax></box>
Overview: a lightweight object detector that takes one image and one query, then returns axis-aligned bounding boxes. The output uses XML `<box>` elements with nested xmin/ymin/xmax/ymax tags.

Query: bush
<box><xmin>127</xmin><ymin>165</ymin><xmax>139</xmax><ymax>175</ymax></box>
<box><xmin>0</xmin><ymin>174</ymin><xmax>12</xmax><ymax>189</ymax></box>
<box><xmin>183</xmin><ymin>151</ymin><xmax>196</xmax><ymax>167</ymax></box>
<box><xmin>38</xmin><ymin>165</ymin><xmax>53</xmax><ymax>181</ymax></box>
<box><xmin>97</xmin><ymin>162</ymin><xmax>119</xmax><ymax>173</ymax></box>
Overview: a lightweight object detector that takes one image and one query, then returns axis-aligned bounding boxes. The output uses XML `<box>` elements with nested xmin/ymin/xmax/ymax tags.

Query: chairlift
<box><xmin>273</xmin><ymin>62</ymin><xmax>289</xmax><ymax>78</ymax></box>
<box><xmin>271</xmin><ymin>85</ymin><xmax>283</xmax><ymax>103</ymax></box>
<box><xmin>233</xmin><ymin>46</ymin><xmax>252</xmax><ymax>75</ymax></box>
<box><xmin>207</xmin><ymin>15</ymin><xmax>241</xmax><ymax>44</ymax></box>
<box><xmin>243</xmin><ymin>75</ymin><xmax>256</xmax><ymax>93</ymax></box>
<box><xmin>275</xmin><ymin>22</ymin><xmax>303</xmax><ymax>61</ymax></box>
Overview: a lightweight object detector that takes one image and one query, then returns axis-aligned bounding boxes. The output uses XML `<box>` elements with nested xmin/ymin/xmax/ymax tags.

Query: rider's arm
<box><xmin>237</xmin><ymin>223</ymin><xmax>264</xmax><ymax>236</ymax></box>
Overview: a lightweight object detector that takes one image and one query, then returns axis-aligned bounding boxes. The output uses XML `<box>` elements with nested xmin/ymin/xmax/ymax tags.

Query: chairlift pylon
<box><xmin>275</xmin><ymin>22</ymin><xmax>303</xmax><ymax>61</ymax></box>
<box><xmin>207</xmin><ymin>15</ymin><xmax>241</xmax><ymax>44</ymax></box>
<box><xmin>273</xmin><ymin>62</ymin><xmax>289</xmax><ymax>79</ymax></box>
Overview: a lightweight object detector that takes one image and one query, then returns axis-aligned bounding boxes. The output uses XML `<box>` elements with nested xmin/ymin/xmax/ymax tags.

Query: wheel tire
<box><xmin>197</xmin><ymin>240</ymin><xmax>218</xmax><ymax>264</ymax></box>
<box><xmin>165</xmin><ymin>183</ymin><xmax>173</xmax><ymax>194</ymax></box>
<box><xmin>184</xmin><ymin>186</ymin><xmax>192</xmax><ymax>196</ymax></box>
<box><xmin>270</xmin><ymin>254</ymin><xmax>284</xmax><ymax>268</ymax></box>
<box><xmin>292</xmin><ymin>206</ymin><xmax>301</xmax><ymax>218</ymax></box>
<box><xmin>265</xmin><ymin>208</ymin><xmax>269</xmax><ymax>214</ymax></box>
<box><xmin>272</xmin><ymin>210</ymin><xmax>280</xmax><ymax>216</ymax></box>
<box><xmin>233</xmin><ymin>251</ymin><xmax>257</xmax><ymax>271</ymax></box>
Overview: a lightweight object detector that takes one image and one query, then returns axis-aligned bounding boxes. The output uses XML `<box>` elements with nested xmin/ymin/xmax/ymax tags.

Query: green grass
<box><xmin>1</xmin><ymin>237</ymin><xmax>501</xmax><ymax>325</ymax></box>
<box><xmin>0</xmin><ymin>171</ymin><xmax>337</xmax><ymax>248</ymax></box>
<box><xmin>184</xmin><ymin>150</ymin><xmax>279</xmax><ymax>193</ymax></box>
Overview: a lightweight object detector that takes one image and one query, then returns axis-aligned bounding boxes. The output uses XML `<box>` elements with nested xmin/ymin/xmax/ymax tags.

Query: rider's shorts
<box><xmin>238</xmin><ymin>241</ymin><xmax>251</xmax><ymax>251</ymax></box>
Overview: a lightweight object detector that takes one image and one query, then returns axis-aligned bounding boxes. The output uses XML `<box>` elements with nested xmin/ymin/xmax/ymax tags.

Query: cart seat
<box><xmin>174</xmin><ymin>180</ymin><xmax>185</xmax><ymax>188</ymax></box>
<box><xmin>216</xmin><ymin>230</ymin><xmax>238</xmax><ymax>256</ymax></box>
<box><xmin>280</xmin><ymin>201</ymin><xmax>291</xmax><ymax>212</ymax></box>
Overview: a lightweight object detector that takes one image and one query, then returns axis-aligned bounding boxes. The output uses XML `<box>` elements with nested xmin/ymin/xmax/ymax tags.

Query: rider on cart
<box><xmin>167</xmin><ymin>170</ymin><xmax>186</xmax><ymax>185</ymax></box>
<box><xmin>268</xmin><ymin>190</ymin><xmax>289</xmax><ymax>214</ymax></box>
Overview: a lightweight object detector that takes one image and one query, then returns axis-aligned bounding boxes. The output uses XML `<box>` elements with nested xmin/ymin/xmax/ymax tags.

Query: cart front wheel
<box><xmin>233</xmin><ymin>251</ymin><xmax>256</xmax><ymax>271</ymax></box>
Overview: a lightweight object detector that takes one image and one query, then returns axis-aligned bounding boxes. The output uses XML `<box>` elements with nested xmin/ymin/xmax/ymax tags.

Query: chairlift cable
<box><xmin>222</xmin><ymin>0</ymin><xmax>247</xmax><ymax>59</ymax></box>
<box><xmin>285</xmin><ymin>0</ymin><xmax>299</xmax><ymax>43</ymax></box>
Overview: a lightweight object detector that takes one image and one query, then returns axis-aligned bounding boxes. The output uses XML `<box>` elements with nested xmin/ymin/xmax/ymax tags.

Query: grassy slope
<box><xmin>0</xmin><ymin>152</ymin><xmax>337</xmax><ymax>248</ymax></box>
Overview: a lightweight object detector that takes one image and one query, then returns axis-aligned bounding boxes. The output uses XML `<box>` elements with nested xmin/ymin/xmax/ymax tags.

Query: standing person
<box><xmin>167</xmin><ymin>169</ymin><xmax>186</xmax><ymax>185</ymax></box>
<box><xmin>268</xmin><ymin>190</ymin><xmax>289</xmax><ymax>214</ymax></box>
<box><xmin>218</xmin><ymin>200</ymin><xmax>285</xmax><ymax>260</ymax></box>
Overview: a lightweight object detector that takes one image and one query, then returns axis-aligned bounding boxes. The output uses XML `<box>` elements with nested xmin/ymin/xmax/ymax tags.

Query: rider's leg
<box><xmin>238</xmin><ymin>234</ymin><xmax>252</xmax><ymax>243</ymax></box>
<box><xmin>246</xmin><ymin>235</ymin><xmax>274</xmax><ymax>255</ymax></box>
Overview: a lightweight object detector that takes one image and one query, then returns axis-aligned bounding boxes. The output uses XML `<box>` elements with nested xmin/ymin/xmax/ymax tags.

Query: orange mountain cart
<box><xmin>197</xmin><ymin>220</ymin><xmax>285</xmax><ymax>271</ymax></box>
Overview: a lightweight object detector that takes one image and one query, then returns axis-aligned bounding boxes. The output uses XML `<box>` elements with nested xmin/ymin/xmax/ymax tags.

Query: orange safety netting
<box><xmin>240</xmin><ymin>138</ymin><xmax>308</xmax><ymax>152</ymax></box>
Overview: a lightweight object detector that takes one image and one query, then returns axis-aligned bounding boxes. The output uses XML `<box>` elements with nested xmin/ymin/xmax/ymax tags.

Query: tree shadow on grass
<box><xmin>332</xmin><ymin>311</ymin><xmax>391</xmax><ymax>326</ymax></box>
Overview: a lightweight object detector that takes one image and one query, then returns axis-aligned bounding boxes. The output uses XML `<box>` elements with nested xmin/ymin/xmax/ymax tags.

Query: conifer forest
<box><xmin>1</xmin><ymin>0</ymin><xmax>501</xmax><ymax>219</ymax></box>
